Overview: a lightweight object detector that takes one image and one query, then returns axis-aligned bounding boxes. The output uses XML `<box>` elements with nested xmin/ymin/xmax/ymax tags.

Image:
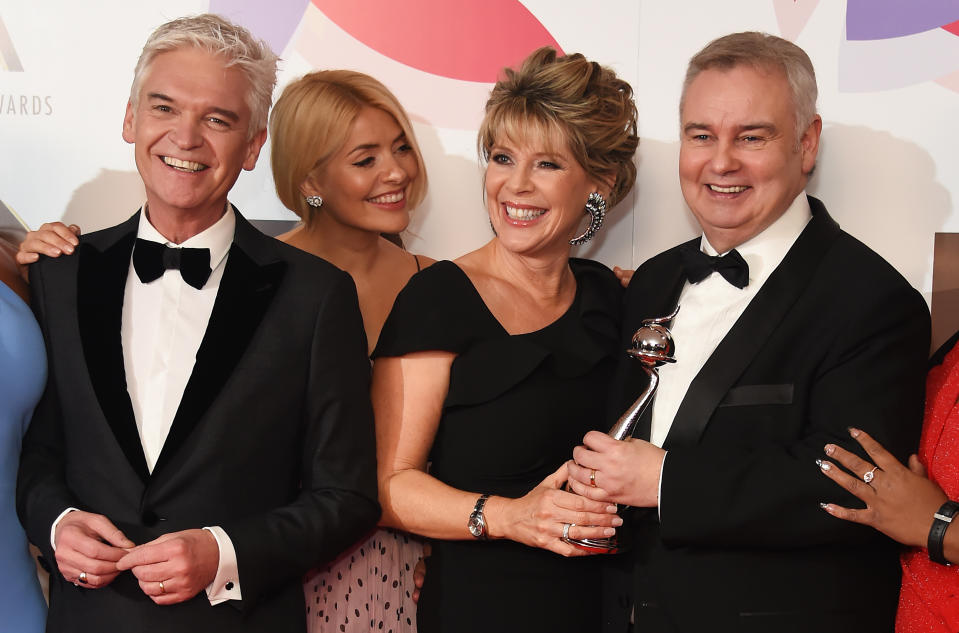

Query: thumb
<box><xmin>88</xmin><ymin>514</ymin><xmax>135</xmax><ymax>549</ymax></box>
<box><xmin>541</xmin><ymin>462</ymin><xmax>569</xmax><ymax>489</ymax></box>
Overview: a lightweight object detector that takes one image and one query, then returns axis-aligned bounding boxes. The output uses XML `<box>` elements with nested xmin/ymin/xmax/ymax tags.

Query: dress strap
<box><xmin>413</xmin><ymin>253</ymin><xmax>421</xmax><ymax>272</ymax></box>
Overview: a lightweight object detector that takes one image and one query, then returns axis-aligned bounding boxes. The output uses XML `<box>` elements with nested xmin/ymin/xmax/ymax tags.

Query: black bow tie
<box><xmin>132</xmin><ymin>238</ymin><xmax>212</xmax><ymax>290</ymax></box>
<box><xmin>679</xmin><ymin>245</ymin><xmax>749</xmax><ymax>289</ymax></box>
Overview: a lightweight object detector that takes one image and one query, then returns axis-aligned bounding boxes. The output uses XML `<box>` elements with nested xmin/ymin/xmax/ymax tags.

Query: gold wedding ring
<box><xmin>159</xmin><ymin>581</ymin><xmax>165</xmax><ymax>594</ymax></box>
<box><xmin>78</xmin><ymin>571</ymin><xmax>88</xmax><ymax>584</ymax></box>
<box><xmin>589</xmin><ymin>469</ymin><xmax>597</xmax><ymax>487</ymax></box>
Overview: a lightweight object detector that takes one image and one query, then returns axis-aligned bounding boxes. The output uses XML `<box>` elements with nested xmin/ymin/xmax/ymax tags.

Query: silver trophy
<box><xmin>564</xmin><ymin>306</ymin><xmax>679</xmax><ymax>553</ymax></box>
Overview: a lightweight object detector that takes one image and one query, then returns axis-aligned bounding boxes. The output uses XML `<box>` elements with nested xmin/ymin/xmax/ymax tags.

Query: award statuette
<box><xmin>564</xmin><ymin>307</ymin><xmax>679</xmax><ymax>554</ymax></box>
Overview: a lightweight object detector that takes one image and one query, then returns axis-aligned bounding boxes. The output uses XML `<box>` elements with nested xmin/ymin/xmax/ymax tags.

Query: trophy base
<box><xmin>563</xmin><ymin>535</ymin><xmax>620</xmax><ymax>554</ymax></box>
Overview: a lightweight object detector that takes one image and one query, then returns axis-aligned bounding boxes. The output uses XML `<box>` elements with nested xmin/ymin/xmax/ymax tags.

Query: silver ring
<box><xmin>159</xmin><ymin>581</ymin><xmax>165</xmax><ymax>594</ymax></box>
<box><xmin>78</xmin><ymin>571</ymin><xmax>88</xmax><ymax>584</ymax></box>
<box><xmin>562</xmin><ymin>523</ymin><xmax>574</xmax><ymax>540</ymax></box>
<box><xmin>863</xmin><ymin>466</ymin><xmax>879</xmax><ymax>484</ymax></box>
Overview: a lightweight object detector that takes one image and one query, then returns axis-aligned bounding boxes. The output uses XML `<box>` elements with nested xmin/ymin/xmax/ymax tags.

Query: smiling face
<box><xmin>485</xmin><ymin>130</ymin><xmax>602</xmax><ymax>258</ymax></box>
<box><xmin>303</xmin><ymin>106</ymin><xmax>419</xmax><ymax>236</ymax></box>
<box><xmin>679</xmin><ymin>64</ymin><xmax>821</xmax><ymax>252</ymax></box>
<box><xmin>122</xmin><ymin>47</ymin><xmax>266</xmax><ymax>229</ymax></box>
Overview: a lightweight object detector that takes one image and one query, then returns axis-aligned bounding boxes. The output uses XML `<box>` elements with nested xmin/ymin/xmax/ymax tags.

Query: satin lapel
<box><xmin>151</xmin><ymin>213</ymin><xmax>286</xmax><ymax>477</ymax></box>
<box><xmin>77</xmin><ymin>213</ymin><xmax>150</xmax><ymax>482</ymax></box>
<box><xmin>663</xmin><ymin>197</ymin><xmax>841</xmax><ymax>449</ymax></box>
<box><xmin>621</xmin><ymin>244</ymin><xmax>690</xmax><ymax>441</ymax></box>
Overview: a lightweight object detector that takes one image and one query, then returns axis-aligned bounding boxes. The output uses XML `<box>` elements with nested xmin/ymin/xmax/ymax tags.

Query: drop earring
<box><xmin>569</xmin><ymin>192</ymin><xmax>607</xmax><ymax>246</ymax></box>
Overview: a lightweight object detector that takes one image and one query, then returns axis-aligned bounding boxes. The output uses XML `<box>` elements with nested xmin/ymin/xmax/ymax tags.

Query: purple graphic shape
<box><xmin>209</xmin><ymin>0</ymin><xmax>309</xmax><ymax>55</ymax></box>
<box><xmin>847</xmin><ymin>0</ymin><xmax>959</xmax><ymax>40</ymax></box>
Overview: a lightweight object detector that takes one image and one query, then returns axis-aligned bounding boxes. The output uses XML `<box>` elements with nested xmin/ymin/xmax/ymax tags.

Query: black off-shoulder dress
<box><xmin>373</xmin><ymin>258</ymin><xmax>623</xmax><ymax>633</ymax></box>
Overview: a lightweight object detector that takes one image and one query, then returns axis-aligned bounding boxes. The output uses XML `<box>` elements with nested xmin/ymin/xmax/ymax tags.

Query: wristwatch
<box><xmin>928</xmin><ymin>500</ymin><xmax>959</xmax><ymax>565</ymax></box>
<box><xmin>468</xmin><ymin>494</ymin><xmax>490</xmax><ymax>539</ymax></box>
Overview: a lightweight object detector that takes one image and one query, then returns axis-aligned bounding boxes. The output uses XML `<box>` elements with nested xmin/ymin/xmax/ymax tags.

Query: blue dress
<box><xmin>0</xmin><ymin>280</ymin><xmax>47</xmax><ymax>632</ymax></box>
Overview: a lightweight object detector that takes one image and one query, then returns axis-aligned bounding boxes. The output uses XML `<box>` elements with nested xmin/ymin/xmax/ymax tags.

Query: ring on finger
<box><xmin>78</xmin><ymin>571</ymin><xmax>88</xmax><ymax>584</ymax></box>
<box><xmin>863</xmin><ymin>465</ymin><xmax>880</xmax><ymax>484</ymax></box>
<box><xmin>562</xmin><ymin>522</ymin><xmax>576</xmax><ymax>541</ymax></box>
<box><xmin>159</xmin><ymin>581</ymin><xmax>165</xmax><ymax>594</ymax></box>
<box><xmin>589</xmin><ymin>469</ymin><xmax>597</xmax><ymax>487</ymax></box>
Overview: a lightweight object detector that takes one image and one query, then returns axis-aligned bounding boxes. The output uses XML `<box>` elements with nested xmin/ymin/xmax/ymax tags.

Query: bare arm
<box><xmin>373</xmin><ymin>352</ymin><xmax>621</xmax><ymax>556</ymax></box>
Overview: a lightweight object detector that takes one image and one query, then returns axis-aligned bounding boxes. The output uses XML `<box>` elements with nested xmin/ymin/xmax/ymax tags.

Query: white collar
<box><xmin>137</xmin><ymin>204</ymin><xmax>236</xmax><ymax>271</ymax></box>
<box><xmin>700</xmin><ymin>192</ymin><xmax>812</xmax><ymax>287</ymax></box>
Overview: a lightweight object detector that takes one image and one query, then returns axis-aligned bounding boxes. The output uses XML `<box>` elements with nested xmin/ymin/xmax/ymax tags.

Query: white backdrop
<box><xmin>1</xmin><ymin>0</ymin><xmax>956</xmax><ymax>307</ymax></box>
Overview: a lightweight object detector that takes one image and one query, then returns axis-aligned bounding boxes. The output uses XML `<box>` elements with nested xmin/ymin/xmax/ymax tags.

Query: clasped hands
<box><xmin>567</xmin><ymin>431</ymin><xmax>666</xmax><ymax>508</ymax></box>
<box><xmin>54</xmin><ymin>510</ymin><xmax>219</xmax><ymax>605</ymax></box>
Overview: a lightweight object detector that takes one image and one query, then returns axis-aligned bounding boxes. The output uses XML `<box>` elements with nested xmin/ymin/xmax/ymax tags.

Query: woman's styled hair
<box><xmin>681</xmin><ymin>31</ymin><xmax>818</xmax><ymax>139</ymax></box>
<box><xmin>129</xmin><ymin>13</ymin><xmax>279</xmax><ymax>139</ymax></box>
<box><xmin>478</xmin><ymin>47</ymin><xmax>639</xmax><ymax>208</ymax></box>
<box><xmin>269</xmin><ymin>70</ymin><xmax>428</xmax><ymax>226</ymax></box>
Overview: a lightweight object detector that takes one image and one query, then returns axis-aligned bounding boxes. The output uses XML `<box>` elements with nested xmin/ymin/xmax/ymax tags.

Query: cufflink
<box><xmin>225</xmin><ymin>581</ymin><xmax>234</xmax><ymax>591</ymax></box>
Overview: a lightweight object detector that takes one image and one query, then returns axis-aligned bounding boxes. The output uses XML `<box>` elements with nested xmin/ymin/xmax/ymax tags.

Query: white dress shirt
<box><xmin>650</xmin><ymin>192</ymin><xmax>812</xmax><ymax>448</ymax></box>
<box><xmin>51</xmin><ymin>205</ymin><xmax>242</xmax><ymax>605</ymax></box>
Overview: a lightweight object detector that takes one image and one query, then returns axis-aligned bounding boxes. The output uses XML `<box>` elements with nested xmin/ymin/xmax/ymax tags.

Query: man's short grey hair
<box><xmin>129</xmin><ymin>13</ymin><xmax>279</xmax><ymax>138</ymax></box>
<box><xmin>680</xmin><ymin>31</ymin><xmax>818</xmax><ymax>140</ymax></box>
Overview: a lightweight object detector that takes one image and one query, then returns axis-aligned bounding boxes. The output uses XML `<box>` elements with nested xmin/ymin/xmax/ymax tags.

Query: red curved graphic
<box><xmin>943</xmin><ymin>19</ymin><xmax>959</xmax><ymax>37</ymax></box>
<box><xmin>312</xmin><ymin>0</ymin><xmax>562</xmax><ymax>83</ymax></box>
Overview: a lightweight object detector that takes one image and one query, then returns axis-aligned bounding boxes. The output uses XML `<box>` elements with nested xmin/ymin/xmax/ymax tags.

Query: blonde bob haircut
<box><xmin>270</xmin><ymin>70</ymin><xmax>428</xmax><ymax>227</ymax></box>
<box><xmin>478</xmin><ymin>47</ymin><xmax>638</xmax><ymax>208</ymax></box>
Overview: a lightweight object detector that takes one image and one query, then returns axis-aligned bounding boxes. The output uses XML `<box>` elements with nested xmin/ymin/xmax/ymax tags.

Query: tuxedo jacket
<box><xmin>608</xmin><ymin>198</ymin><xmax>930</xmax><ymax>633</ymax></box>
<box><xmin>16</xmin><ymin>211</ymin><xmax>380</xmax><ymax>633</ymax></box>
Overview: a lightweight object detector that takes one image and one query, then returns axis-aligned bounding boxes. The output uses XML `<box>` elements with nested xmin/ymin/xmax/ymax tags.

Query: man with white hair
<box><xmin>17</xmin><ymin>14</ymin><xmax>378</xmax><ymax>632</ymax></box>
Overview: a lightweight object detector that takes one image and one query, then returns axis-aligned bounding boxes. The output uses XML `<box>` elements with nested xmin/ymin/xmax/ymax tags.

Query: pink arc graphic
<box><xmin>208</xmin><ymin>0</ymin><xmax>563</xmax><ymax>128</ymax></box>
<box><xmin>210</xmin><ymin>0</ymin><xmax>561</xmax><ymax>83</ymax></box>
<box><xmin>312</xmin><ymin>0</ymin><xmax>561</xmax><ymax>83</ymax></box>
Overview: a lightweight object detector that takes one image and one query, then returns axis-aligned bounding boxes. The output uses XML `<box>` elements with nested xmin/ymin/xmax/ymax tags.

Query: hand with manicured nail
<box><xmin>818</xmin><ymin>427</ymin><xmax>947</xmax><ymax>550</ymax></box>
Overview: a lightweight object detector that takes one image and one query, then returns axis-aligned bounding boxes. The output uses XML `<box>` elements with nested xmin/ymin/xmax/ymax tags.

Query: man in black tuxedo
<box><xmin>569</xmin><ymin>32</ymin><xmax>929</xmax><ymax>632</ymax></box>
<box><xmin>16</xmin><ymin>14</ymin><xmax>378</xmax><ymax>632</ymax></box>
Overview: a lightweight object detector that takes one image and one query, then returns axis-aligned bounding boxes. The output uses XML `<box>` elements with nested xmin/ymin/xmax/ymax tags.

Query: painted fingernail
<box><xmin>612</xmin><ymin>517</ymin><xmax>624</xmax><ymax>527</ymax></box>
<box><xmin>604</xmin><ymin>528</ymin><xmax>616</xmax><ymax>536</ymax></box>
<box><xmin>848</xmin><ymin>427</ymin><xmax>860</xmax><ymax>438</ymax></box>
<box><xmin>819</xmin><ymin>502</ymin><xmax>829</xmax><ymax>510</ymax></box>
<box><xmin>817</xmin><ymin>459</ymin><xmax>831</xmax><ymax>471</ymax></box>
<box><xmin>824</xmin><ymin>444</ymin><xmax>835</xmax><ymax>456</ymax></box>
<box><xmin>64</xmin><ymin>246</ymin><xmax>74</xmax><ymax>254</ymax></box>
<box><xmin>606</xmin><ymin>505</ymin><xmax>617</xmax><ymax>513</ymax></box>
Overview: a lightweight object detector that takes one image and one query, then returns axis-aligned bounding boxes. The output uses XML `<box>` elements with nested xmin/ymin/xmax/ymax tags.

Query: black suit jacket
<box><xmin>17</xmin><ymin>210</ymin><xmax>380</xmax><ymax>632</ymax></box>
<box><xmin>608</xmin><ymin>198</ymin><xmax>930</xmax><ymax>633</ymax></box>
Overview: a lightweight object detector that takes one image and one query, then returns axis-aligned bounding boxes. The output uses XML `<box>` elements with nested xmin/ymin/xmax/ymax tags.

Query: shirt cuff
<box><xmin>656</xmin><ymin>451</ymin><xmax>667</xmax><ymax>520</ymax></box>
<box><xmin>203</xmin><ymin>526</ymin><xmax>241</xmax><ymax>605</ymax></box>
<box><xmin>51</xmin><ymin>507</ymin><xmax>79</xmax><ymax>550</ymax></box>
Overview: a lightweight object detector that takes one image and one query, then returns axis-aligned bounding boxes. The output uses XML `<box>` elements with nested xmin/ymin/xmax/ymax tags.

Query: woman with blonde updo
<box><xmin>269</xmin><ymin>70</ymin><xmax>432</xmax><ymax>633</ymax></box>
<box><xmin>372</xmin><ymin>47</ymin><xmax>638</xmax><ymax>632</ymax></box>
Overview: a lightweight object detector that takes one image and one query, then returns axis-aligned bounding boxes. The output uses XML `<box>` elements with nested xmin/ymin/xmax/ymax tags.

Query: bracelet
<box><xmin>928</xmin><ymin>500</ymin><xmax>959</xmax><ymax>565</ymax></box>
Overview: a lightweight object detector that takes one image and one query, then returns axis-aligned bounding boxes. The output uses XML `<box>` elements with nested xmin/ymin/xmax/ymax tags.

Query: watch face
<box><xmin>468</xmin><ymin>514</ymin><xmax>485</xmax><ymax>538</ymax></box>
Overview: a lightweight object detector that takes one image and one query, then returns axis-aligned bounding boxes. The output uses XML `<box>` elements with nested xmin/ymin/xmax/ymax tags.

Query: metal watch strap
<box><xmin>468</xmin><ymin>493</ymin><xmax>490</xmax><ymax>539</ymax></box>
<box><xmin>928</xmin><ymin>500</ymin><xmax>959</xmax><ymax>565</ymax></box>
